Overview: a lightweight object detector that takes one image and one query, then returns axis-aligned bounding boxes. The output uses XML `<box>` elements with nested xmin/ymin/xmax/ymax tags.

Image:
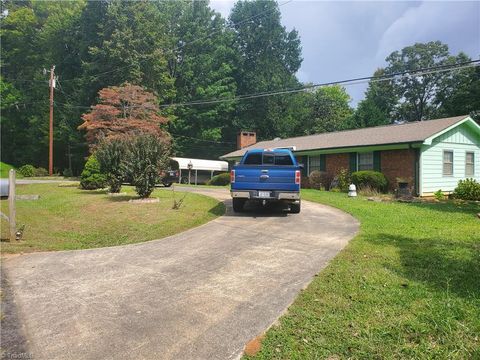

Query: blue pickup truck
<box><xmin>230</xmin><ymin>148</ymin><xmax>302</xmax><ymax>213</ymax></box>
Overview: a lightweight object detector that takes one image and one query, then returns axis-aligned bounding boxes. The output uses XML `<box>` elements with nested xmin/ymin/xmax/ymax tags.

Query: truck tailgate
<box><xmin>233</xmin><ymin>166</ymin><xmax>298</xmax><ymax>191</ymax></box>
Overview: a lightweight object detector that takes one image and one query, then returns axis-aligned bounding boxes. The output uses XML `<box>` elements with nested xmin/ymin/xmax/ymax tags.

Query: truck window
<box><xmin>243</xmin><ymin>153</ymin><xmax>262</xmax><ymax>165</ymax></box>
<box><xmin>263</xmin><ymin>154</ymin><xmax>275</xmax><ymax>165</ymax></box>
<box><xmin>243</xmin><ymin>152</ymin><xmax>294</xmax><ymax>165</ymax></box>
<box><xmin>274</xmin><ymin>154</ymin><xmax>293</xmax><ymax>165</ymax></box>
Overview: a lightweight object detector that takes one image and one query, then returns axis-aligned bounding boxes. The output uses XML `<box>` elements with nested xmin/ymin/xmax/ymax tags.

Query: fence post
<box><xmin>8</xmin><ymin>169</ymin><xmax>16</xmax><ymax>241</ymax></box>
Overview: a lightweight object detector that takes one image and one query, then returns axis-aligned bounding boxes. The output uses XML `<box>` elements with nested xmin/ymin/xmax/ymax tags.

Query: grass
<box><xmin>0</xmin><ymin>162</ymin><xmax>23</xmax><ymax>179</ymax></box>
<box><xmin>1</xmin><ymin>183</ymin><xmax>224</xmax><ymax>253</ymax></box>
<box><xmin>246</xmin><ymin>190</ymin><xmax>480</xmax><ymax>359</ymax></box>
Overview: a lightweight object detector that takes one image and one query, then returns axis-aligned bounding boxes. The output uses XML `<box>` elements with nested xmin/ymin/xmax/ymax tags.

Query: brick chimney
<box><xmin>237</xmin><ymin>131</ymin><xmax>257</xmax><ymax>150</ymax></box>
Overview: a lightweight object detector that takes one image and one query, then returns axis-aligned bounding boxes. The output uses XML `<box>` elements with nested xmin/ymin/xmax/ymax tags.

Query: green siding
<box><xmin>420</xmin><ymin>123</ymin><xmax>480</xmax><ymax>195</ymax></box>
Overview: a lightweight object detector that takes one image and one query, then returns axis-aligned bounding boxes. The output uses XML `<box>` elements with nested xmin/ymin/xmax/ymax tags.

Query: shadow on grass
<box><xmin>208</xmin><ymin>202</ymin><xmax>226</xmax><ymax>216</ymax></box>
<box><xmin>74</xmin><ymin>189</ymin><xmax>108</xmax><ymax>196</ymax></box>
<box><xmin>368</xmin><ymin>233</ymin><xmax>480</xmax><ymax>299</ymax></box>
<box><xmin>406</xmin><ymin>200</ymin><xmax>480</xmax><ymax>216</ymax></box>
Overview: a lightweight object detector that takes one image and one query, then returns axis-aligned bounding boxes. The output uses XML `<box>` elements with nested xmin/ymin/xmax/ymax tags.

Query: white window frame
<box><xmin>465</xmin><ymin>151</ymin><xmax>475</xmax><ymax>176</ymax></box>
<box><xmin>443</xmin><ymin>150</ymin><xmax>454</xmax><ymax>176</ymax></box>
<box><xmin>357</xmin><ymin>152</ymin><xmax>374</xmax><ymax>171</ymax></box>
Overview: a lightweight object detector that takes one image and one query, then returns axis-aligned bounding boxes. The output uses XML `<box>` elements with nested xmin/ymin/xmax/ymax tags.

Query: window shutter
<box><xmin>320</xmin><ymin>154</ymin><xmax>326</xmax><ymax>171</ymax></box>
<box><xmin>349</xmin><ymin>152</ymin><xmax>357</xmax><ymax>172</ymax></box>
<box><xmin>373</xmin><ymin>151</ymin><xmax>381</xmax><ymax>172</ymax></box>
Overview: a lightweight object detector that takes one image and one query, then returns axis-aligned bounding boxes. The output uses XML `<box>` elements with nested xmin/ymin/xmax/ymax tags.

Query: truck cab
<box><xmin>230</xmin><ymin>148</ymin><xmax>302</xmax><ymax>213</ymax></box>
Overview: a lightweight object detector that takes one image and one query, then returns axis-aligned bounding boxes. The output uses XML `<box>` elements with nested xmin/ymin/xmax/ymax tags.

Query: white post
<box><xmin>195</xmin><ymin>170</ymin><xmax>198</xmax><ymax>185</ymax></box>
<box><xmin>8</xmin><ymin>169</ymin><xmax>16</xmax><ymax>241</ymax></box>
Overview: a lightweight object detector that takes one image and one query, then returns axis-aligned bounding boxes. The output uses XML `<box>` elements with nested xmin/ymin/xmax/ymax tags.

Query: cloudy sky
<box><xmin>210</xmin><ymin>0</ymin><xmax>480</xmax><ymax>106</ymax></box>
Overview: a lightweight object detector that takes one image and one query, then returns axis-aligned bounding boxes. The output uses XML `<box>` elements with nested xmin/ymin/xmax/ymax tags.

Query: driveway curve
<box><xmin>1</xmin><ymin>187</ymin><xmax>358</xmax><ymax>360</ymax></box>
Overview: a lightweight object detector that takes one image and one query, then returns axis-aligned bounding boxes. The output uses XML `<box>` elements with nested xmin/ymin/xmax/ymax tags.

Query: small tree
<box><xmin>96</xmin><ymin>137</ymin><xmax>128</xmax><ymax>193</ymax></box>
<box><xmin>124</xmin><ymin>134</ymin><xmax>170</xmax><ymax>198</ymax></box>
<box><xmin>80</xmin><ymin>155</ymin><xmax>106</xmax><ymax>190</ymax></box>
<box><xmin>78</xmin><ymin>83</ymin><xmax>170</xmax><ymax>148</ymax></box>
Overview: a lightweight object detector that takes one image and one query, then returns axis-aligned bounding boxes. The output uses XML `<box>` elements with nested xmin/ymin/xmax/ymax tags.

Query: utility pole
<box><xmin>49</xmin><ymin>65</ymin><xmax>55</xmax><ymax>176</ymax></box>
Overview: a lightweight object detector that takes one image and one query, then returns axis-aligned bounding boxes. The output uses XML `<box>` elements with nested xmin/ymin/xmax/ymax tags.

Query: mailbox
<box><xmin>0</xmin><ymin>179</ymin><xmax>9</xmax><ymax>198</ymax></box>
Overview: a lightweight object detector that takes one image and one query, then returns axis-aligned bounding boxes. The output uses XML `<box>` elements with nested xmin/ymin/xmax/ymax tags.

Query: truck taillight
<box><xmin>295</xmin><ymin>170</ymin><xmax>301</xmax><ymax>185</ymax></box>
<box><xmin>230</xmin><ymin>170</ymin><xmax>235</xmax><ymax>183</ymax></box>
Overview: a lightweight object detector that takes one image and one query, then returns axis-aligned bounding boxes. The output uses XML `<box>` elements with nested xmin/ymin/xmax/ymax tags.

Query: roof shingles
<box><xmin>221</xmin><ymin>115</ymin><xmax>469</xmax><ymax>159</ymax></box>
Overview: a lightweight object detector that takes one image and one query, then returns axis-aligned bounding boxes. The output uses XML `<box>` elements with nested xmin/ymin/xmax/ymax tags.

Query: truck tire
<box><xmin>290</xmin><ymin>201</ymin><xmax>301</xmax><ymax>214</ymax></box>
<box><xmin>162</xmin><ymin>182</ymin><xmax>172</xmax><ymax>187</ymax></box>
<box><xmin>232</xmin><ymin>198</ymin><xmax>246</xmax><ymax>212</ymax></box>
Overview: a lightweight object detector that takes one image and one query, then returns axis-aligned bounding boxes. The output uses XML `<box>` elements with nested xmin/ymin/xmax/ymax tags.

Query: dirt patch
<box><xmin>129</xmin><ymin>198</ymin><xmax>160</xmax><ymax>204</ymax></box>
<box><xmin>244</xmin><ymin>334</ymin><xmax>265</xmax><ymax>357</ymax></box>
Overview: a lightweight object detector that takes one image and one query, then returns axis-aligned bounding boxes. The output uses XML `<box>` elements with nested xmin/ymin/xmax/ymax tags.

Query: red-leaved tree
<box><xmin>78</xmin><ymin>83</ymin><xmax>169</xmax><ymax>148</ymax></box>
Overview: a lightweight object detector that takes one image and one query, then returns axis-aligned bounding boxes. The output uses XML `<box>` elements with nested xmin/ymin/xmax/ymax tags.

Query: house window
<box><xmin>443</xmin><ymin>150</ymin><xmax>454</xmax><ymax>176</ymax></box>
<box><xmin>309</xmin><ymin>156</ymin><xmax>322</xmax><ymax>173</ymax></box>
<box><xmin>358</xmin><ymin>152</ymin><xmax>374</xmax><ymax>171</ymax></box>
<box><xmin>466</xmin><ymin>152</ymin><xmax>475</xmax><ymax>176</ymax></box>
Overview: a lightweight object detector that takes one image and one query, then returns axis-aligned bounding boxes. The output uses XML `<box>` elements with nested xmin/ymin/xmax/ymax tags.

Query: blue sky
<box><xmin>210</xmin><ymin>1</ymin><xmax>480</xmax><ymax>106</ymax></box>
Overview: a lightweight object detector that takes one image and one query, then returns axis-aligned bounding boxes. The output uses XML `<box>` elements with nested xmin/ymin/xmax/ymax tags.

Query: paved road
<box><xmin>1</xmin><ymin>187</ymin><xmax>358</xmax><ymax>360</ymax></box>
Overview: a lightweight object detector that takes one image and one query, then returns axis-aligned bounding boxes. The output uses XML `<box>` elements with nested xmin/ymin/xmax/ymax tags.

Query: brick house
<box><xmin>221</xmin><ymin>115</ymin><xmax>480</xmax><ymax>196</ymax></box>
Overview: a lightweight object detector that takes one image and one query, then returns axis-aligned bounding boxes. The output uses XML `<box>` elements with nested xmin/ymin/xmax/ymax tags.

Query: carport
<box><xmin>171</xmin><ymin>157</ymin><xmax>228</xmax><ymax>185</ymax></box>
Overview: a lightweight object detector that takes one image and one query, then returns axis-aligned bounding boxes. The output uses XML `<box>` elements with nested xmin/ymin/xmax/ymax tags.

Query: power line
<box><xmin>170</xmin><ymin>133</ymin><xmax>236</xmax><ymax>145</ymax></box>
<box><xmin>10</xmin><ymin>60</ymin><xmax>479</xmax><ymax>111</ymax></box>
<box><xmin>158</xmin><ymin>59</ymin><xmax>480</xmax><ymax>108</ymax></box>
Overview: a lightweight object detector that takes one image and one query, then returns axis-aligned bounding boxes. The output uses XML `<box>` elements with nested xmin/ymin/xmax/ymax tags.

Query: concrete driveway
<box><xmin>1</xmin><ymin>187</ymin><xmax>358</xmax><ymax>360</ymax></box>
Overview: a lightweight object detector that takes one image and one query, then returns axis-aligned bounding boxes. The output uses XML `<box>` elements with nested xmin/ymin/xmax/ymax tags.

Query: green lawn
<box><xmin>1</xmin><ymin>183</ymin><xmax>224</xmax><ymax>253</ymax></box>
<box><xmin>246</xmin><ymin>190</ymin><xmax>480</xmax><ymax>359</ymax></box>
<box><xmin>0</xmin><ymin>162</ymin><xmax>22</xmax><ymax>179</ymax></box>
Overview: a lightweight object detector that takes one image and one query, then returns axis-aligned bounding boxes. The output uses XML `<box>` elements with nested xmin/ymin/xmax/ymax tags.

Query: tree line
<box><xmin>1</xmin><ymin>0</ymin><xmax>478</xmax><ymax>175</ymax></box>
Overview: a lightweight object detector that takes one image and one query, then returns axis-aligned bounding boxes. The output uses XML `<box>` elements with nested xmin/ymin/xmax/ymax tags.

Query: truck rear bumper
<box><xmin>231</xmin><ymin>190</ymin><xmax>300</xmax><ymax>200</ymax></box>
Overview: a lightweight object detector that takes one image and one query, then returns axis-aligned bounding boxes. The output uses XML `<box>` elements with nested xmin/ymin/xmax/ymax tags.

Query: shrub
<box><xmin>207</xmin><ymin>173</ymin><xmax>230</xmax><ymax>186</ymax></box>
<box><xmin>80</xmin><ymin>155</ymin><xmax>106</xmax><ymax>190</ymax></box>
<box><xmin>62</xmin><ymin>168</ymin><xmax>73</xmax><ymax>177</ymax></box>
<box><xmin>434</xmin><ymin>189</ymin><xmax>445</xmax><ymax>201</ymax></box>
<box><xmin>308</xmin><ymin>170</ymin><xmax>326</xmax><ymax>190</ymax></box>
<box><xmin>18</xmin><ymin>164</ymin><xmax>35</xmax><ymax>177</ymax></box>
<box><xmin>331</xmin><ymin>168</ymin><xmax>351</xmax><ymax>192</ymax></box>
<box><xmin>34</xmin><ymin>167</ymin><xmax>49</xmax><ymax>177</ymax></box>
<box><xmin>452</xmin><ymin>178</ymin><xmax>480</xmax><ymax>201</ymax></box>
<box><xmin>123</xmin><ymin>134</ymin><xmax>170</xmax><ymax>198</ymax></box>
<box><xmin>351</xmin><ymin>170</ymin><xmax>388</xmax><ymax>192</ymax></box>
<box><xmin>96</xmin><ymin>137</ymin><xmax>129</xmax><ymax>193</ymax></box>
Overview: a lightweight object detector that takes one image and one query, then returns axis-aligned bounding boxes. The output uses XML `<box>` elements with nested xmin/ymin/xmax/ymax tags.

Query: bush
<box><xmin>80</xmin><ymin>155</ymin><xmax>106</xmax><ymax>190</ymax></box>
<box><xmin>434</xmin><ymin>189</ymin><xmax>445</xmax><ymax>201</ymax></box>
<box><xmin>18</xmin><ymin>164</ymin><xmax>35</xmax><ymax>177</ymax></box>
<box><xmin>308</xmin><ymin>170</ymin><xmax>332</xmax><ymax>190</ymax></box>
<box><xmin>62</xmin><ymin>168</ymin><xmax>73</xmax><ymax>177</ymax></box>
<box><xmin>123</xmin><ymin>134</ymin><xmax>170</xmax><ymax>198</ymax></box>
<box><xmin>207</xmin><ymin>173</ymin><xmax>230</xmax><ymax>186</ymax></box>
<box><xmin>351</xmin><ymin>170</ymin><xmax>388</xmax><ymax>192</ymax></box>
<box><xmin>34</xmin><ymin>167</ymin><xmax>49</xmax><ymax>177</ymax></box>
<box><xmin>331</xmin><ymin>168</ymin><xmax>351</xmax><ymax>192</ymax></box>
<box><xmin>96</xmin><ymin>137</ymin><xmax>129</xmax><ymax>193</ymax></box>
<box><xmin>452</xmin><ymin>178</ymin><xmax>480</xmax><ymax>201</ymax></box>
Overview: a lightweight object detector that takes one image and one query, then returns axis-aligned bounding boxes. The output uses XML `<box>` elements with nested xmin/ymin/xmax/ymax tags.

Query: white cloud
<box><xmin>210</xmin><ymin>1</ymin><xmax>480</xmax><ymax>105</ymax></box>
<box><xmin>376</xmin><ymin>1</ymin><xmax>480</xmax><ymax>63</ymax></box>
<box><xmin>210</xmin><ymin>0</ymin><xmax>235</xmax><ymax>18</ymax></box>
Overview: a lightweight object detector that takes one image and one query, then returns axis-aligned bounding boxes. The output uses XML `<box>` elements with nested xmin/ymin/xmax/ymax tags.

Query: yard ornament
<box><xmin>348</xmin><ymin>183</ymin><xmax>357</xmax><ymax>197</ymax></box>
